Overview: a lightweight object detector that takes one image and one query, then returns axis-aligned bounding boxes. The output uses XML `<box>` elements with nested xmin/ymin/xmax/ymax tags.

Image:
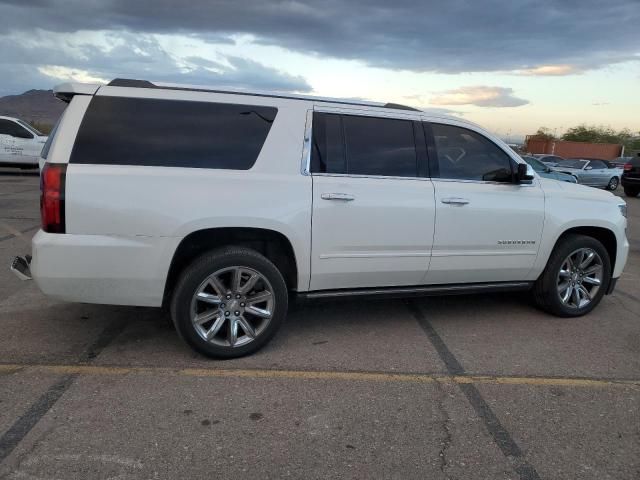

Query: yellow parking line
<box><xmin>1</xmin><ymin>363</ymin><xmax>638</xmax><ymax>389</ymax></box>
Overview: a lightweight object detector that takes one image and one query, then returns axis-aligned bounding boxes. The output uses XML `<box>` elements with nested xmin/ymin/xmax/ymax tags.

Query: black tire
<box><xmin>170</xmin><ymin>246</ymin><xmax>288</xmax><ymax>358</ymax></box>
<box><xmin>606</xmin><ymin>177</ymin><xmax>619</xmax><ymax>191</ymax></box>
<box><xmin>624</xmin><ymin>186</ymin><xmax>639</xmax><ymax>197</ymax></box>
<box><xmin>532</xmin><ymin>234</ymin><xmax>611</xmax><ymax>317</ymax></box>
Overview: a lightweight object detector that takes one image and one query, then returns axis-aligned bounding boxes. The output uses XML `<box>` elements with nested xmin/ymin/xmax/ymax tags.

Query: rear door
<box><xmin>309</xmin><ymin>109</ymin><xmax>435</xmax><ymax>291</ymax></box>
<box><xmin>423</xmin><ymin>121</ymin><xmax>544</xmax><ymax>284</ymax></box>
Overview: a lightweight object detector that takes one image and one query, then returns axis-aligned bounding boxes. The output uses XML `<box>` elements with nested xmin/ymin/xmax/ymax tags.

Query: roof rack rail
<box><xmin>383</xmin><ymin>102</ymin><xmax>420</xmax><ymax>112</ymax></box>
<box><xmin>108</xmin><ymin>79</ymin><xmax>156</xmax><ymax>88</ymax></box>
<box><xmin>106</xmin><ymin>78</ymin><xmax>421</xmax><ymax>112</ymax></box>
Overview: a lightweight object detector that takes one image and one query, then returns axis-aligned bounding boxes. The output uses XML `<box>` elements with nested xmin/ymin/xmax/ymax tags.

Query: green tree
<box><xmin>561</xmin><ymin>125</ymin><xmax>640</xmax><ymax>154</ymax></box>
<box><xmin>562</xmin><ymin>125</ymin><xmax>618</xmax><ymax>143</ymax></box>
<box><xmin>533</xmin><ymin>127</ymin><xmax>556</xmax><ymax>140</ymax></box>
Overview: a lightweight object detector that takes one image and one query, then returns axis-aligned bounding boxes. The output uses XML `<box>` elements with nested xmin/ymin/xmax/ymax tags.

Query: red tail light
<box><xmin>623</xmin><ymin>163</ymin><xmax>632</xmax><ymax>171</ymax></box>
<box><xmin>40</xmin><ymin>163</ymin><xmax>66</xmax><ymax>233</ymax></box>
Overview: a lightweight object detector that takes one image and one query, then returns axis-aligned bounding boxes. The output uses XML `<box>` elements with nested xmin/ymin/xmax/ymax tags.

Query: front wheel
<box><xmin>170</xmin><ymin>246</ymin><xmax>288</xmax><ymax>358</ymax></box>
<box><xmin>532</xmin><ymin>234</ymin><xmax>611</xmax><ymax>317</ymax></box>
<box><xmin>606</xmin><ymin>177</ymin><xmax>619</xmax><ymax>191</ymax></box>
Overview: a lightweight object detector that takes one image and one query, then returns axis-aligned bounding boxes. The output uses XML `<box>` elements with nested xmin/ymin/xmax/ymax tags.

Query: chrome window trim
<box><xmin>301</xmin><ymin>109</ymin><xmax>313</xmax><ymax>176</ymax></box>
<box><xmin>431</xmin><ymin>177</ymin><xmax>537</xmax><ymax>187</ymax></box>
<box><xmin>304</xmin><ymin>107</ymin><xmax>422</xmax><ymax>179</ymax></box>
<box><xmin>311</xmin><ymin>172</ymin><xmax>429</xmax><ymax>181</ymax></box>
<box><xmin>313</xmin><ymin>105</ymin><xmax>421</xmax><ymax>121</ymax></box>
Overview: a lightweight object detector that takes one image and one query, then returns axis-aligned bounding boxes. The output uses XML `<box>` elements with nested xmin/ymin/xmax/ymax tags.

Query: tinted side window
<box><xmin>41</xmin><ymin>118</ymin><xmax>61</xmax><ymax>159</ymax></box>
<box><xmin>343</xmin><ymin>115</ymin><xmax>417</xmax><ymax>177</ymax></box>
<box><xmin>588</xmin><ymin>160</ymin><xmax>606</xmax><ymax>169</ymax></box>
<box><xmin>431</xmin><ymin>123</ymin><xmax>513</xmax><ymax>182</ymax></box>
<box><xmin>71</xmin><ymin>96</ymin><xmax>277</xmax><ymax>169</ymax></box>
<box><xmin>0</xmin><ymin>119</ymin><xmax>32</xmax><ymax>138</ymax></box>
<box><xmin>311</xmin><ymin>112</ymin><xmax>346</xmax><ymax>174</ymax></box>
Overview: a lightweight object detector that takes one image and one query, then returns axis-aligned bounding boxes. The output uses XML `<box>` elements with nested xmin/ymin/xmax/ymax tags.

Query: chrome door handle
<box><xmin>441</xmin><ymin>197</ymin><xmax>470</xmax><ymax>205</ymax></box>
<box><xmin>321</xmin><ymin>193</ymin><xmax>355</xmax><ymax>201</ymax></box>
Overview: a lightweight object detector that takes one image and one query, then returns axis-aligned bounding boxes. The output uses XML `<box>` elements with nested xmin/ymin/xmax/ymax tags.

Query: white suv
<box><xmin>11</xmin><ymin>79</ymin><xmax>629</xmax><ymax>358</ymax></box>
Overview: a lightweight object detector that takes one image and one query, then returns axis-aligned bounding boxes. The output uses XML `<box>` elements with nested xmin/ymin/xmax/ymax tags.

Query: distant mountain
<box><xmin>0</xmin><ymin>90</ymin><xmax>66</xmax><ymax>127</ymax></box>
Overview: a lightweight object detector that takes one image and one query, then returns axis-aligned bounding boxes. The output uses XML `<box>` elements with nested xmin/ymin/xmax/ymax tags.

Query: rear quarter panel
<box><xmin>64</xmin><ymin>90</ymin><xmax>312</xmax><ymax>293</ymax></box>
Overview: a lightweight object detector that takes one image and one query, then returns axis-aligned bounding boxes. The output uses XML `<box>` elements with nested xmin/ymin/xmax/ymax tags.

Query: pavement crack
<box><xmin>611</xmin><ymin>295</ymin><xmax>640</xmax><ymax>317</ymax></box>
<box><xmin>433</xmin><ymin>380</ymin><xmax>455</xmax><ymax>479</ymax></box>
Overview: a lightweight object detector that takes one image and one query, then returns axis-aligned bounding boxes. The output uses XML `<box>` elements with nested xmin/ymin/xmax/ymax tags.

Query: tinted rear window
<box><xmin>311</xmin><ymin>112</ymin><xmax>346</xmax><ymax>174</ymax></box>
<box><xmin>41</xmin><ymin>117</ymin><xmax>61</xmax><ymax>159</ymax></box>
<box><xmin>311</xmin><ymin>112</ymin><xmax>418</xmax><ymax>177</ymax></box>
<box><xmin>343</xmin><ymin>115</ymin><xmax>417</xmax><ymax>177</ymax></box>
<box><xmin>71</xmin><ymin>96</ymin><xmax>277</xmax><ymax>169</ymax></box>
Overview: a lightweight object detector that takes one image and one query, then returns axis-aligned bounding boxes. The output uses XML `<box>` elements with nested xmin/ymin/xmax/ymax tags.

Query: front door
<box><xmin>423</xmin><ymin>122</ymin><xmax>545</xmax><ymax>284</ymax></box>
<box><xmin>309</xmin><ymin>110</ymin><xmax>435</xmax><ymax>291</ymax></box>
<box><xmin>0</xmin><ymin>119</ymin><xmax>36</xmax><ymax>163</ymax></box>
<box><xmin>586</xmin><ymin>160</ymin><xmax>612</xmax><ymax>187</ymax></box>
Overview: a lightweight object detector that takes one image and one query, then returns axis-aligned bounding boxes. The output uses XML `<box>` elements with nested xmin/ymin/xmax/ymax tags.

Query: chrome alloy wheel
<box><xmin>556</xmin><ymin>248</ymin><xmax>603</xmax><ymax>309</ymax></box>
<box><xmin>190</xmin><ymin>266</ymin><xmax>274</xmax><ymax>347</ymax></box>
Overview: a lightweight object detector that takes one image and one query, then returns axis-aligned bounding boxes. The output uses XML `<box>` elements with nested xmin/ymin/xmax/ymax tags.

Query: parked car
<box><xmin>552</xmin><ymin>158</ymin><xmax>621</xmax><ymax>190</ymax></box>
<box><xmin>0</xmin><ymin>116</ymin><xmax>48</xmax><ymax>168</ymax></box>
<box><xmin>577</xmin><ymin>158</ymin><xmax>624</xmax><ymax>170</ymax></box>
<box><xmin>621</xmin><ymin>156</ymin><xmax>640</xmax><ymax>197</ymax></box>
<box><xmin>11</xmin><ymin>79</ymin><xmax>629</xmax><ymax>358</ymax></box>
<box><xmin>521</xmin><ymin>155</ymin><xmax>577</xmax><ymax>183</ymax></box>
<box><xmin>614</xmin><ymin>156</ymin><xmax>633</xmax><ymax>164</ymax></box>
<box><xmin>533</xmin><ymin>154</ymin><xmax>565</xmax><ymax>167</ymax></box>
<box><xmin>602</xmin><ymin>160</ymin><xmax>623</xmax><ymax>169</ymax></box>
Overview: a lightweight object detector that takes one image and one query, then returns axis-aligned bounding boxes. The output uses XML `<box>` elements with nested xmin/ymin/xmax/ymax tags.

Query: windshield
<box><xmin>556</xmin><ymin>159</ymin><xmax>588</xmax><ymax>169</ymax></box>
<box><xmin>523</xmin><ymin>156</ymin><xmax>546</xmax><ymax>172</ymax></box>
<box><xmin>16</xmin><ymin>119</ymin><xmax>44</xmax><ymax>136</ymax></box>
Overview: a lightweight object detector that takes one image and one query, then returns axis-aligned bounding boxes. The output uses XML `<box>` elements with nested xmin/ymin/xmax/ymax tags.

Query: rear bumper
<box><xmin>30</xmin><ymin>230</ymin><xmax>180</xmax><ymax>307</ymax></box>
<box><xmin>621</xmin><ymin>176</ymin><xmax>640</xmax><ymax>186</ymax></box>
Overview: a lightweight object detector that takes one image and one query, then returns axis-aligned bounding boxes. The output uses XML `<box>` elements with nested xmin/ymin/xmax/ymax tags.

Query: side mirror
<box><xmin>517</xmin><ymin>163</ymin><xmax>534</xmax><ymax>184</ymax></box>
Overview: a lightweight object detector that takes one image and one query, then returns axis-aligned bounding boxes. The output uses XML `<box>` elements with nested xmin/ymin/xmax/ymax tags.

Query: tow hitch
<box><xmin>10</xmin><ymin>255</ymin><xmax>32</xmax><ymax>281</ymax></box>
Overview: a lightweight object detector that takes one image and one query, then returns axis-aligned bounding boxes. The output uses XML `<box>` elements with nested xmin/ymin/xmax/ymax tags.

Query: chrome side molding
<box><xmin>299</xmin><ymin>281</ymin><xmax>533</xmax><ymax>300</ymax></box>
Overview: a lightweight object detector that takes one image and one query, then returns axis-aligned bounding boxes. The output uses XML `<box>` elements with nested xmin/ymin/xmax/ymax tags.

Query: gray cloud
<box><xmin>0</xmin><ymin>31</ymin><xmax>311</xmax><ymax>96</ymax></box>
<box><xmin>1</xmin><ymin>0</ymin><xmax>638</xmax><ymax>75</ymax></box>
<box><xmin>430</xmin><ymin>86</ymin><xmax>529</xmax><ymax>108</ymax></box>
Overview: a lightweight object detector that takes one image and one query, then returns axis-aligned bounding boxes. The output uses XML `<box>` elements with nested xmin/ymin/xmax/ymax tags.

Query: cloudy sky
<box><xmin>1</xmin><ymin>0</ymin><xmax>639</xmax><ymax>139</ymax></box>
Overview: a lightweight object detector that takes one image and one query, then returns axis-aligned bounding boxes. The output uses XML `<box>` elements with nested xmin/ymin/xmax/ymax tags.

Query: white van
<box><xmin>0</xmin><ymin>116</ymin><xmax>48</xmax><ymax>168</ymax></box>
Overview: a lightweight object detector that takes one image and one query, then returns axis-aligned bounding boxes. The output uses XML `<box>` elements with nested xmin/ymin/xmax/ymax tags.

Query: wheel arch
<box><xmin>163</xmin><ymin>227</ymin><xmax>298</xmax><ymax>307</ymax></box>
<box><xmin>550</xmin><ymin>226</ymin><xmax>617</xmax><ymax>276</ymax></box>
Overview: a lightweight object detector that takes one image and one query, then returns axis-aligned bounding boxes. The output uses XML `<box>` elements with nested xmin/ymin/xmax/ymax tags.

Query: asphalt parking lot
<box><xmin>0</xmin><ymin>170</ymin><xmax>639</xmax><ymax>480</ymax></box>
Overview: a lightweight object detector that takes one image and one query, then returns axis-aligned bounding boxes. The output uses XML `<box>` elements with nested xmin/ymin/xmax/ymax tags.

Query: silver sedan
<box><xmin>551</xmin><ymin>159</ymin><xmax>621</xmax><ymax>190</ymax></box>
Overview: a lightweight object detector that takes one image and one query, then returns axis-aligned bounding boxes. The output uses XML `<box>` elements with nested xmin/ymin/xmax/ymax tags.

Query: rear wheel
<box><xmin>606</xmin><ymin>177</ymin><xmax>619</xmax><ymax>191</ymax></box>
<box><xmin>533</xmin><ymin>234</ymin><xmax>611</xmax><ymax>317</ymax></box>
<box><xmin>624</xmin><ymin>186</ymin><xmax>639</xmax><ymax>197</ymax></box>
<box><xmin>170</xmin><ymin>246</ymin><xmax>288</xmax><ymax>358</ymax></box>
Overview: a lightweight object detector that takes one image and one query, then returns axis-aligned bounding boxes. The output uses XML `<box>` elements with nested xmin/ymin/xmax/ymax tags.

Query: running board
<box><xmin>298</xmin><ymin>281</ymin><xmax>533</xmax><ymax>301</ymax></box>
